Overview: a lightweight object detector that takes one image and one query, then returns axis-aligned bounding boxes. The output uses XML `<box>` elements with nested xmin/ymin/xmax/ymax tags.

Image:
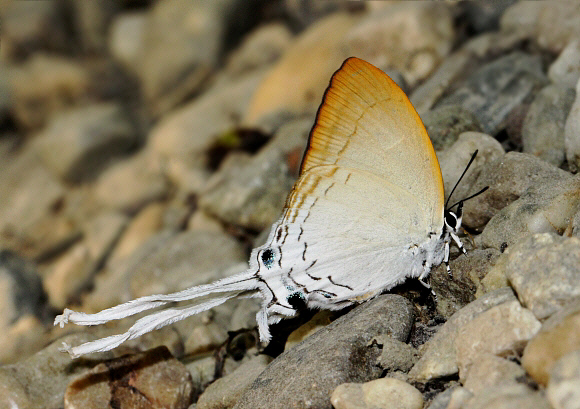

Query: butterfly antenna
<box><xmin>445</xmin><ymin>150</ymin><xmax>479</xmax><ymax>210</ymax></box>
<box><xmin>448</xmin><ymin>186</ymin><xmax>489</xmax><ymax>211</ymax></box>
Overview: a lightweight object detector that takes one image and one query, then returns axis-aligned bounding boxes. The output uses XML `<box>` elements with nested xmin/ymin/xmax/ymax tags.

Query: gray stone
<box><xmin>408</xmin><ymin>287</ymin><xmax>516</xmax><ymax>382</ymax></box>
<box><xmin>63</xmin><ymin>346</ymin><xmax>193</xmax><ymax>409</ymax></box>
<box><xmin>199</xmin><ymin>118</ymin><xmax>310</xmax><ymax>231</ymax></box>
<box><xmin>422</xmin><ymin>106</ymin><xmax>482</xmax><ymax>151</ymax></box>
<box><xmin>70</xmin><ymin>0</ymin><xmax>119</xmax><ymax>53</ymax></box>
<box><xmin>0</xmin><ymin>148</ymin><xmax>78</xmax><ymax>260</ymax></box>
<box><xmin>522</xmin><ymin>84</ymin><xmax>576</xmax><ymax>166</ymax></box>
<box><xmin>430</xmin><ymin>249</ymin><xmax>501</xmax><ymax>320</ymax></box>
<box><xmin>344</xmin><ymin>2</ymin><xmax>454</xmax><ymax>87</ymax></box>
<box><xmin>501</xmin><ymin>1</ymin><xmax>580</xmax><ymax>53</ymax></box>
<box><xmin>460</xmin><ymin>1</ymin><xmax>517</xmax><ymax>33</ymax></box>
<box><xmin>479</xmin><ymin>175</ymin><xmax>580</xmax><ymax>251</ymax></box>
<box><xmin>2</xmin><ymin>0</ymin><xmax>69</xmax><ymax>59</ymax></box>
<box><xmin>455</xmin><ymin>300</ymin><xmax>540</xmax><ymax>380</ymax></box>
<box><xmin>522</xmin><ymin>297</ymin><xmax>580</xmax><ymax>386</ymax></box>
<box><xmin>501</xmin><ymin>233</ymin><xmax>580</xmax><ymax>320</ymax></box>
<box><xmin>108</xmin><ymin>11</ymin><xmax>147</xmax><ymax>74</ymax></box>
<box><xmin>34</xmin><ymin>102</ymin><xmax>138</xmax><ymax>183</ymax></box>
<box><xmin>437</xmin><ymin>52</ymin><xmax>548</xmax><ymax>135</ymax></box>
<box><xmin>463</xmin><ymin>383</ymin><xmax>551</xmax><ymax>409</ymax></box>
<box><xmin>0</xmin><ymin>63</ymin><xmax>11</xmax><ymax>125</ymax></box>
<box><xmin>0</xmin><ymin>333</ymin><xmax>113</xmax><ymax>409</ymax></box>
<box><xmin>462</xmin><ymin>354</ymin><xmax>526</xmax><ymax>395</ymax></box>
<box><xmin>372</xmin><ymin>335</ymin><xmax>418</xmax><ymax>374</ymax></box>
<box><xmin>244</xmin><ymin>13</ymin><xmax>356</xmax><ymax>124</ymax></box>
<box><xmin>136</xmin><ymin>0</ymin><xmax>240</xmax><ymax>116</ymax></box>
<box><xmin>43</xmin><ymin>211</ymin><xmax>128</xmax><ymax>309</ymax></box>
<box><xmin>0</xmin><ymin>250</ymin><xmax>45</xmax><ymax>332</ymax></box>
<box><xmin>331</xmin><ymin>378</ymin><xmax>424</xmax><ymax>409</ymax></box>
<box><xmin>129</xmin><ymin>230</ymin><xmax>247</xmax><ymax>298</ymax></box>
<box><xmin>149</xmin><ymin>69</ymin><xmax>264</xmax><ymax>187</ymax></box>
<box><xmin>224</xmin><ymin>23</ymin><xmax>292</xmax><ymax>78</ymax></box>
<box><xmin>234</xmin><ymin>295</ymin><xmax>414</xmax><ymax>409</ymax></box>
<box><xmin>547</xmin><ymin>350</ymin><xmax>580</xmax><ymax>409</ymax></box>
<box><xmin>565</xmin><ymin>78</ymin><xmax>580</xmax><ymax>171</ymax></box>
<box><xmin>549</xmin><ymin>40</ymin><xmax>580</xmax><ymax>90</ymax></box>
<box><xmin>466</xmin><ymin>152</ymin><xmax>572</xmax><ymax>231</ymax></box>
<box><xmin>11</xmin><ymin>54</ymin><xmax>90</xmax><ymax>130</ymax></box>
<box><xmin>94</xmin><ymin>150</ymin><xmax>169</xmax><ymax>213</ymax></box>
<box><xmin>410</xmin><ymin>50</ymin><xmax>473</xmax><ymax>115</ymax></box>
<box><xmin>426</xmin><ymin>387</ymin><xmax>472</xmax><ymax>409</ymax></box>
<box><xmin>196</xmin><ymin>354</ymin><xmax>272</xmax><ymax>409</ymax></box>
<box><xmin>437</xmin><ymin>132</ymin><xmax>505</xmax><ymax>229</ymax></box>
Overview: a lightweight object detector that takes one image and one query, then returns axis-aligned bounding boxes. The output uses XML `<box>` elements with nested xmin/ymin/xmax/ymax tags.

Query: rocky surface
<box><xmin>1</xmin><ymin>1</ymin><xmax>580</xmax><ymax>409</ymax></box>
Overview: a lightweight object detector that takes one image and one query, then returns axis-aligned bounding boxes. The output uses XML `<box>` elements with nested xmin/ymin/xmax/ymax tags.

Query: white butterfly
<box><xmin>55</xmin><ymin>57</ymin><xmax>473</xmax><ymax>358</ymax></box>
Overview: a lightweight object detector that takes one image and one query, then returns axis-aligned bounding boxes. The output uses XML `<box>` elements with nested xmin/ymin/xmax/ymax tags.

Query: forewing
<box><xmin>301</xmin><ymin>57</ymin><xmax>444</xmax><ymax>229</ymax></box>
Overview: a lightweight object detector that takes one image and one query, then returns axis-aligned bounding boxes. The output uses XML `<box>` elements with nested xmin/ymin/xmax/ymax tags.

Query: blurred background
<box><xmin>0</xmin><ymin>0</ymin><xmax>579</xmax><ymax>369</ymax></box>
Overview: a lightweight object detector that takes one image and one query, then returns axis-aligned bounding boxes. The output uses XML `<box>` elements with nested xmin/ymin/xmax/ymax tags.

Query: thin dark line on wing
<box><xmin>328</xmin><ymin>276</ymin><xmax>353</xmax><ymax>291</ymax></box>
<box><xmin>277</xmin><ymin>246</ymin><xmax>282</xmax><ymax>268</ymax></box>
<box><xmin>324</xmin><ymin>182</ymin><xmax>335</xmax><ymax>196</ymax></box>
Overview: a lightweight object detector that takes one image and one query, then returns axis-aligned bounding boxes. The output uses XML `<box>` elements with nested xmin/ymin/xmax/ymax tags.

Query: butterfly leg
<box><xmin>418</xmin><ymin>263</ymin><xmax>436</xmax><ymax>296</ymax></box>
<box><xmin>444</xmin><ymin>239</ymin><xmax>451</xmax><ymax>276</ymax></box>
<box><xmin>451</xmin><ymin>232</ymin><xmax>467</xmax><ymax>255</ymax></box>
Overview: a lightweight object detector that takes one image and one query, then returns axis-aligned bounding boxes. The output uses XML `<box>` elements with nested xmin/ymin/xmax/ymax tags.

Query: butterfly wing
<box><xmin>256</xmin><ymin>57</ymin><xmax>446</xmax><ymax>311</ymax></box>
<box><xmin>300</xmin><ymin>57</ymin><xmax>444</xmax><ymax>230</ymax></box>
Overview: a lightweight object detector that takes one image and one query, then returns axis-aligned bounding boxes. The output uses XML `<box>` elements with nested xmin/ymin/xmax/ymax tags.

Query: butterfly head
<box><xmin>444</xmin><ymin>201</ymin><xmax>463</xmax><ymax>236</ymax></box>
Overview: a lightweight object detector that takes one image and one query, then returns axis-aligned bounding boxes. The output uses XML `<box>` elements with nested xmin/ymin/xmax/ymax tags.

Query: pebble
<box><xmin>565</xmin><ymin>78</ymin><xmax>580</xmax><ymax>171</ymax></box>
<box><xmin>437</xmin><ymin>52</ymin><xmax>547</xmax><ymax>135</ymax></box>
<box><xmin>0</xmin><ymin>250</ymin><xmax>46</xmax><ymax>334</ymax></box>
<box><xmin>2</xmin><ymin>1</ymin><xmax>69</xmax><ymax>59</ymax></box>
<box><xmin>245</xmin><ymin>12</ymin><xmax>356</xmax><ymax>124</ymax></box>
<box><xmin>522</xmin><ymin>84</ymin><xmax>576</xmax><ymax>166</ymax></box>
<box><xmin>436</xmin><ymin>131</ymin><xmax>505</xmax><ymax>228</ymax></box>
<box><xmin>149</xmin><ymin>69</ymin><xmax>264</xmax><ymax>188</ymax></box>
<box><xmin>11</xmin><ymin>54</ymin><xmax>90</xmax><ymax>130</ymax></box>
<box><xmin>479</xmin><ymin>173</ymin><xmax>580</xmax><ymax>251</ymax></box>
<box><xmin>196</xmin><ymin>354</ymin><xmax>272</xmax><ymax>409</ymax></box>
<box><xmin>462</xmin><ymin>383</ymin><xmax>551</xmax><ymax>409</ymax></box>
<box><xmin>128</xmin><ymin>230</ymin><xmax>247</xmax><ymax>297</ymax></box>
<box><xmin>331</xmin><ymin>378</ymin><xmax>424</xmax><ymax>409</ymax></box>
<box><xmin>199</xmin><ymin>118</ymin><xmax>310</xmax><ymax>231</ymax></box>
<box><xmin>410</xmin><ymin>50</ymin><xmax>472</xmax><ymax>115</ymax></box>
<box><xmin>234</xmin><ymin>295</ymin><xmax>414</xmax><ymax>409</ymax></box>
<box><xmin>0</xmin><ymin>333</ymin><xmax>114</xmax><ymax>409</ymax></box>
<box><xmin>501</xmin><ymin>1</ymin><xmax>580</xmax><ymax>53</ymax></box>
<box><xmin>63</xmin><ymin>346</ymin><xmax>194</xmax><ymax>409</ymax></box>
<box><xmin>136</xmin><ymin>0</ymin><xmax>236</xmax><ymax>116</ymax></box>
<box><xmin>224</xmin><ymin>23</ymin><xmax>292</xmax><ymax>77</ymax></box>
<box><xmin>548</xmin><ymin>40</ymin><xmax>580</xmax><ymax>89</ymax></box>
<box><xmin>462</xmin><ymin>353</ymin><xmax>526</xmax><ymax>395</ymax></box>
<box><xmin>501</xmin><ymin>233</ymin><xmax>580</xmax><ymax>320</ymax></box>
<box><xmin>522</xmin><ymin>297</ymin><xmax>580</xmax><ymax>386</ymax></box>
<box><xmin>94</xmin><ymin>150</ymin><xmax>169</xmax><ymax>213</ymax></box>
<box><xmin>344</xmin><ymin>2</ymin><xmax>454</xmax><ymax>86</ymax></box>
<box><xmin>547</xmin><ymin>350</ymin><xmax>580</xmax><ymax>409</ymax></box>
<box><xmin>34</xmin><ymin>102</ymin><xmax>139</xmax><ymax>183</ymax></box>
<box><xmin>455</xmin><ymin>300</ymin><xmax>540</xmax><ymax>380</ymax></box>
<box><xmin>71</xmin><ymin>1</ymin><xmax>119</xmax><ymax>54</ymax></box>
<box><xmin>422</xmin><ymin>106</ymin><xmax>482</xmax><ymax>151</ymax></box>
<box><xmin>408</xmin><ymin>287</ymin><xmax>516</xmax><ymax>382</ymax></box>
<box><xmin>108</xmin><ymin>11</ymin><xmax>147</xmax><ymax>74</ymax></box>
<box><xmin>430</xmin><ymin>248</ymin><xmax>501</xmax><ymax>320</ymax></box>
<box><xmin>465</xmin><ymin>152</ymin><xmax>571</xmax><ymax>231</ymax></box>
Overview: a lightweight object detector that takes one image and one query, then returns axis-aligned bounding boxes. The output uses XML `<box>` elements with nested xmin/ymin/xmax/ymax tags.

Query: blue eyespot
<box><xmin>261</xmin><ymin>248</ymin><xmax>275</xmax><ymax>269</ymax></box>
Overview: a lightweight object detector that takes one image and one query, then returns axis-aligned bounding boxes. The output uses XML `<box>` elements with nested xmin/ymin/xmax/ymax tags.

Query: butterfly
<box><xmin>55</xmin><ymin>57</ymin><xmax>478</xmax><ymax>358</ymax></box>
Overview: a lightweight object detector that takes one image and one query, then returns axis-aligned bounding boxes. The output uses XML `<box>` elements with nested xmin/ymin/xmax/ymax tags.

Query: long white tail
<box><xmin>54</xmin><ymin>271</ymin><xmax>262</xmax><ymax>358</ymax></box>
